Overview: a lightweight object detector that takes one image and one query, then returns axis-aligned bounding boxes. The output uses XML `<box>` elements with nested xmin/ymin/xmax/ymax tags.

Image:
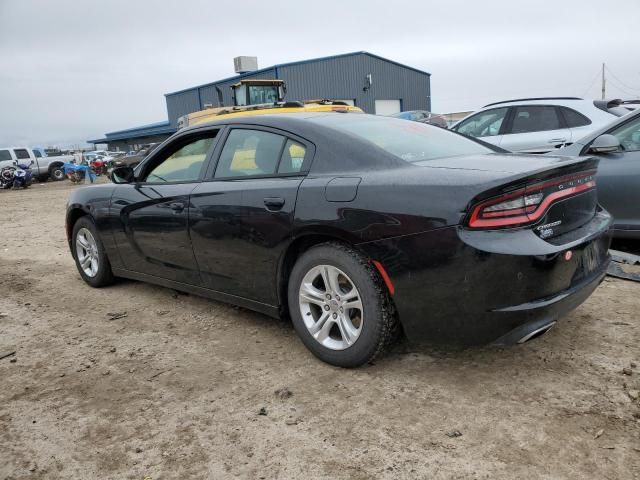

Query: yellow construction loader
<box><xmin>177</xmin><ymin>79</ymin><xmax>362</xmax><ymax>129</ymax></box>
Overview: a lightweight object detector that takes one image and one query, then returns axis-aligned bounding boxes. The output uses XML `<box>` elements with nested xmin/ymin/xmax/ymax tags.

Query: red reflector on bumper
<box><xmin>372</xmin><ymin>260</ymin><xmax>395</xmax><ymax>296</ymax></box>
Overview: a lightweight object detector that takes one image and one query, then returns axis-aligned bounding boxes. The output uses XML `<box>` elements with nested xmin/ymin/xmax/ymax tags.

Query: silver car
<box><xmin>451</xmin><ymin>97</ymin><xmax>627</xmax><ymax>154</ymax></box>
<box><xmin>555</xmin><ymin>108</ymin><xmax>640</xmax><ymax>239</ymax></box>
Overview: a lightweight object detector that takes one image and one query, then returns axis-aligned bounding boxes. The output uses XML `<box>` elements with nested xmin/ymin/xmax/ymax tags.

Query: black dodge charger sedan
<box><xmin>66</xmin><ymin>113</ymin><xmax>612</xmax><ymax>367</ymax></box>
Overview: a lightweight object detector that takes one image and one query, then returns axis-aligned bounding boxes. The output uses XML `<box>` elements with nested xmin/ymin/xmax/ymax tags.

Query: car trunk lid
<box><xmin>441</xmin><ymin>154</ymin><xmax>601</xmax><ymax>240</ymax></box>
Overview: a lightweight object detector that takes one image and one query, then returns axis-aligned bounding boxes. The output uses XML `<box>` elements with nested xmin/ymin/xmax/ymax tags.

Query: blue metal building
<box><xmin>89</xmin><ymin>51</ymin><xmax>431</xmax><ymax>150</ymax></box>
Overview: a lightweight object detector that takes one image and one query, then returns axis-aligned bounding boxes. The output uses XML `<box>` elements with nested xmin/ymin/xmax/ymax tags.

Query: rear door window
<box><xmin>214</xmin><ymin>129</ymin><xmax>285</xmax><ymax>178</ymax></box>
<box><xmin>508</xmin><ymin>106</ymin><xmax>561</xmax><ymax>134</ymax></box>
<box><xmin>0</xmin><ymin>150</ymin><xmax>11</xmax><ymax>161</ymax></box>
<box><xmin>278</xmin><ymin>140</ymin><xmax>307</xmax><ymax>174</ymax></box>
<box><xmin>559</xmin><ymin>107</ymin><xmax>591</xmax><ymax>128</ymax></box>
<box><xmin>14</xmin><ymin>149</ymin><xmax>31</xmax><ymax>160</ymax></box>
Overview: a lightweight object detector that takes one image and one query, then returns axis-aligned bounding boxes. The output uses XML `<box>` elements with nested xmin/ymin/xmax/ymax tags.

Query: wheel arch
<box><xmin>65</xmin><ymin>206</ymin><xmax>93</xmax><ymax>248</ymax></box>
<box><xmin>48</xmin><ymin>160</ymin><xmax>64</xmax><ymax>171</ymax></box>
<box><xmin>276</xmin><ymin>227</ymin><xmax>366</xmax><ymax>318</ymax></box>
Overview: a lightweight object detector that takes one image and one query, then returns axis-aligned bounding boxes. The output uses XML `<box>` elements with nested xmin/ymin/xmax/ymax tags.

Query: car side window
<box><xmin>144</xmin><ymin>136</ymin><xmax>215</xmax><ymax>183</ymax></box>
<box><xmin>0</xmin><ymin>150</ymin><xmax>11</xmax><ymax>161</ymax></box>
<box><xmin>14</xmin><ymin>149</ymin><xmax>30</xmax><ymax>160</ymax></box>
<box><xmin>509</xmin><ymin>106</ymin><xmax>561</xmax><ymax>134</ymax></box>
<box><xmin>278</xmin><ymin>139</ymin><xmax>307</xmax><ymax>174</ymax></box>
<box><xmin>215</xmin><ymin>129</ymin><xmax>285</xmax><ymax>178</ymax></box>
<box><xmin>33</xmin><ymin>150</ymin><xmax>42</xmax><ymax>158</ymax></box>
<box><xmin>455</xmin><ymin>108</ymin><xmax>508</xmax><ymax>137</ymax></box>
<box><xmin>559</xmin><ymin>107</ymin><xmax>591</xmax><ymax>128</ymax></box>
<box><xmin>609</xmin><ymin>116</ymin><xmax>640</xmax><ymax>152</ymax></box>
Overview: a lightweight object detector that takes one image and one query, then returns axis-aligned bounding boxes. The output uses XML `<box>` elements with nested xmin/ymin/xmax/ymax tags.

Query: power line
<box><xmin>604</xmin><ymin>65</ymin><xmax>640</xmax><ymax>92</ymax></box>
<box><xmin>605</xmin><ymin>75</ymin><xmax>640</xmax><ymax>99</ymax></box>
<box><xmin>581</xmin><ymin>69</ymin><xmax>601</xmax><ymax>97</ymax></box>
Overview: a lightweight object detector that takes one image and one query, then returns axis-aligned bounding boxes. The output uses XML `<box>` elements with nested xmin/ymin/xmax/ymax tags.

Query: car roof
<box><xmin>181</xmin><ymin>111</ymin><xmax>360</xmax><ymax>133</ymax></box>
<box><xmin>483</xmin><ymin>97</ymin><xmax>583</xmax><ymax>107</ymax></box>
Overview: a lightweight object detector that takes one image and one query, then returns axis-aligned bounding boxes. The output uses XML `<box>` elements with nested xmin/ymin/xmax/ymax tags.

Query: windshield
<box><xmin>311</xmin><ymin>114</ymin><xmax>493</xmax><ymax>162</ymax></box>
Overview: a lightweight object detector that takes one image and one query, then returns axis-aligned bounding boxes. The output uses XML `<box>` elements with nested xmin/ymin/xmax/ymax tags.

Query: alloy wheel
<box><xmin>76</xmin><ymin>227</ymin><xmax>99</xmax><ymax>277</ymax></box>
<box><xmin>298</xmin><ymin>265</ymin><xmax>364</xmax><ymax>350</ymax></box>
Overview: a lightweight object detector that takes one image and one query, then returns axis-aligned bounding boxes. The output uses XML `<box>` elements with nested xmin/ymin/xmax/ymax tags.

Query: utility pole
<box><xmin>601</xmin><ymin>62</ymin><xmax>606</xmax><ymax>100</ymax></box>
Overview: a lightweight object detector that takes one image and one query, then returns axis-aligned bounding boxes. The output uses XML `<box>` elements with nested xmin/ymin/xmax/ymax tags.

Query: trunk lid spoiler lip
<box><xmin>462</xmin><ymin>156</ymin><xmax>600</xmax><ymax>209</ymax></box>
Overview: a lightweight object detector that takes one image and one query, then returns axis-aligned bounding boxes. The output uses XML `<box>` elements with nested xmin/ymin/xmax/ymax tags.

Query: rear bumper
<box><xmin>358</xmin><ymin>211</ymin><xmax>612</xmax><ymax>347</ymax></box>
<box><xmin>490</xmin><ymin>257</ymin><xmax>608</xmax><ymax>346</ymax></box>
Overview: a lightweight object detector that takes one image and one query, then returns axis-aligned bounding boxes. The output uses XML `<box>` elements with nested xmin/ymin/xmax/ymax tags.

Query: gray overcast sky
<box><xmin>1</xmin><ymin>0</ymin><xmax>639</xmax><ymax>147</ymax></box>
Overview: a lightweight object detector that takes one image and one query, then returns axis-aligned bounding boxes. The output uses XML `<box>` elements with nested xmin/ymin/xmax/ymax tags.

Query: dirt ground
<box><xmin>0</xmin><ymin>179</ymin><xmax>639</xmax><ymax>480</ymax></box>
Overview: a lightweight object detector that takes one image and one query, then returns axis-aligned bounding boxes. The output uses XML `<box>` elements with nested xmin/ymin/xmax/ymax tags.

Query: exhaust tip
<box><xmin>517</xmin><ymin>321</ymin><xmax>556</xmax><ymax>344</ymax></box>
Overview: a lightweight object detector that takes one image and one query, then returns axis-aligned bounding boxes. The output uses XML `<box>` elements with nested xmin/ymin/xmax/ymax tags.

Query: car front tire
<box><xmin>72</xmin><ymin>217</ymin><xmax>115</xmax><ymax>287</ymax></box>
<box><xmin>288</xmin><ymin>242</ymin><xmax>397</xmax><ymax>368</ymax></box>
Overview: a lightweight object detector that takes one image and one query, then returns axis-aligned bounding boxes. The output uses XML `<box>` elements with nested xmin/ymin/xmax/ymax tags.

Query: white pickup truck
<box><xmin>0</xmin><ymin>147</ymin><xmax>75</xmax><ymax>181</ymax></box>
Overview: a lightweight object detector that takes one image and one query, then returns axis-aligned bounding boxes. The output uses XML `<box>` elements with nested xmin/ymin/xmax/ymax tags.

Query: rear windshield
<box><xmin>310</xmin><ymin>114</ymin><xmax>492</xmax><ymax>162</ymax></box>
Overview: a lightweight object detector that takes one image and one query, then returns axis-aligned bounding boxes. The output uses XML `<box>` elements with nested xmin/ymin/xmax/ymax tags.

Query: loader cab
<box><xmin>231</xmin><ymin>79</ymin><xmax>286</xmax><ymax>106</ymax></box>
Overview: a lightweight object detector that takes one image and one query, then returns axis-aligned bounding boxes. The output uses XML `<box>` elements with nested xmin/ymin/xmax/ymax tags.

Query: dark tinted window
<box><xmin>560</xmin><ymin>107</ymin><xmax>591</xmax><ymax>128</ymax></box>
<box><xmin>509</xmin><ymin>106</ymin><xmax>561</xmax><ymax>134</ymax></box>
<box><xmin>455</xmin><ymin>108</ymin><xmax>508</xmax><ymax>137</ymax></box>
<box><xmin>0</xmin><ymin>150</ymin><xmax>11</xmax><ymax>161</ymax></box>
<box><xmin>33</xmin><ymin>149</ymin><xmax>42</xmax><ymax>158</ymax></box>
<box><xmin>215</xmin><ymin>129</ymin><xmax>285</xmax><ymax>178</ymax></box>
<box><xmin>310</xmin><ymin>114</ymin><xmax>492</xmax><ymax>162</ymax></box>
<box><xmin>278</xmin><ymin>140</ymin><xmax>306</xmax><ymax>174</ymax></box>
<box><xmin>14</xmin><ymin>149</ymin><xmax>30</xmax><ymax>159</ymax></box>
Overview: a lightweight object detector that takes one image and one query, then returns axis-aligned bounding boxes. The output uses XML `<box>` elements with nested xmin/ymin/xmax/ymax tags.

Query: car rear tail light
<box><xmin>467</xmin><ymin>171</ymin><xmax>596</xmax><ymax>229</ymax></box>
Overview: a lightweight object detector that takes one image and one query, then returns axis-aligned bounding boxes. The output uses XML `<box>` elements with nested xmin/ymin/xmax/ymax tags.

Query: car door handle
<box><xmin>263</xmin><ymin>197</ymin><xmax>285</xmax><ymax>210</ymax></box>
<box><xmin>548</xmin><ymin>138</ymin><xmax>567</xmax><ymax>144</ymax></box>
<box><xmin>169</xmin><ymin>202</ymin><xmax>185</xmax><ymax>212</ymax></box>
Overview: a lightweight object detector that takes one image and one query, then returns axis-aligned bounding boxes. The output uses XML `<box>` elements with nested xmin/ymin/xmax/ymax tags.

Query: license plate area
<box><xmin>574</xmin><ymin>240</ymin><xmax>605</xmax><ymax>281</ymax></box>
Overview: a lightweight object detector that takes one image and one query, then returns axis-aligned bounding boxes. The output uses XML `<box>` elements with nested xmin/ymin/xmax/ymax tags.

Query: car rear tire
<box><xmin>288</xmin><ymin>242</ymin><xmax>397</xmax><ymax>368</ymax></box>
<box><xmin>50</xmin><ymin>166</ymin><xmax>65</xmax><ymax>181</ymax></box>
<box><xmin>72</xmin><ymin>217</ymin><xmax>115</xmax><ymax>288</ymax></box>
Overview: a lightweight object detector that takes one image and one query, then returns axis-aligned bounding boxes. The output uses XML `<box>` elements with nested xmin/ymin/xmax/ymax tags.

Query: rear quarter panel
<box><xmin>294</xmin><ymin>163</ymin><xmax>549</xmax><ymax>244</ymax></box>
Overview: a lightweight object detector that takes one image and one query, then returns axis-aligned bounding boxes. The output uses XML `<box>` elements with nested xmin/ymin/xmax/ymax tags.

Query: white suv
<box><xmin>451</xmin><ymin>97</ymin><xmax>628</xmax><ymax>154</ymax></box>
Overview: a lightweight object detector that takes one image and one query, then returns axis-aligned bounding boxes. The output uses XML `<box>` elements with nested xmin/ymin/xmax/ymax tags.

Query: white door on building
<box><xmin>375</xmin><ymin>99</ymin><xmax>401</xmax><ymax>115</ymax></box>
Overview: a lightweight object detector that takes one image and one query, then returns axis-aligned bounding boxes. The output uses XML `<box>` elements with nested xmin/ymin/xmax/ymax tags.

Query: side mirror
<box><xmin>110</xmin><ymin>166</ymin><xmax>135</xmax><ymax>184</ymax></box>
<box><xmin>588</xmin><ymin>134</ymin><xmax>621</xmax><ymax>154</ymax></box>
<box><xmin>30</xmin><ymin>160</ymin><xmax>34</xmax><ymax>166</ymax></box>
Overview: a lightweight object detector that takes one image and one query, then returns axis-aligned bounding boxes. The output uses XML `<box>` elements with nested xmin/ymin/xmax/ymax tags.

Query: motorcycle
<box><xmin>0</xmin><ymin>165</ymin><xmax>15</xmax><ymax>189</ymax></box>
<box><xmin>90</xmin><ymin>157</ymin><xmax>107</xmax><ymax>176</ymax></box>
<box><xmin>64</xmin><ymin>162</ymin><xmax>96</xmax><ymax>184</ymax></box>
<box><xmin>12</xmin><ymin>160</ymin><xmax>34</xmax><ymax>189</ymax></box>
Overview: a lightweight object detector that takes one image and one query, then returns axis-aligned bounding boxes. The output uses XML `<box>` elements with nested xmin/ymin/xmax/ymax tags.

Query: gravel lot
<box><xmin>1</xmin><ymin>180</ymin><xmax>639</xmax><ymax>480</ymax></box>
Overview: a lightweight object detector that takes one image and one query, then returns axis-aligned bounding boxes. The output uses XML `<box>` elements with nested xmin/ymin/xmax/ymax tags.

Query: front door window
<box><xmin>144</xmin><ymin>136</ymin><xmax>215</xmax><ymax>183</ymax></box>
<box><xmin>609</xmin><ymin>116</ymin><xmax>640</xmax><ymax>152</ymax></box>
<box><xmin>455</xmin><ymin>108</ymin><xmax>508</xmax><ymax>137</ymax></box>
